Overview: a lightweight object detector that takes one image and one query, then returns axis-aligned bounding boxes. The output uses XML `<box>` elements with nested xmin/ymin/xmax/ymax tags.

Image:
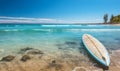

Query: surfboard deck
<box><xmin>82</xmin><ymin>34</ymin><xmax>110</xmax><ymax>67</ymax></box>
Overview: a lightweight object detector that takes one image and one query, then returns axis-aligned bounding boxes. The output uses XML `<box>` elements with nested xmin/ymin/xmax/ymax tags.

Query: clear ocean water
<box><xmin>0</xmin><ymin>24</ymin><xmax>120</xmax><ymax>58</ymax></box>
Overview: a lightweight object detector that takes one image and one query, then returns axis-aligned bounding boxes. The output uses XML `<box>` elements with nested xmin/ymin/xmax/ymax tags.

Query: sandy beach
<box><xmin>0</xmin><ymin>48</ymin><xmax>120</xmax><ymax>71</ymax></box>
<box><xmin>111</xmin><ymin>24</ymin><xmax>120</xmax><ymax>26</ymax></box>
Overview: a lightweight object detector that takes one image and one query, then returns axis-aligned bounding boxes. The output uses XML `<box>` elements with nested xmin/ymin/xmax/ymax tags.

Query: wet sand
<box><xmin>0</xmin><ymin>49</ymin><xmax>120</xmax><ymax>71</ymax></box>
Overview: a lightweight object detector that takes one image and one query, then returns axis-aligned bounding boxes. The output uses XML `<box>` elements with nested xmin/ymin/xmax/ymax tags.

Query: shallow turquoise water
<box><xmin>0</xmin><ymin>24</ymin><xmax>120</xmax><ymax>57</ymax></box>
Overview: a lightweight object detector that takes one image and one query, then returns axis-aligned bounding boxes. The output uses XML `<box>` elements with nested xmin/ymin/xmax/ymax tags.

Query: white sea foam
<box><xmin>41</xmin><ymin>24</ymin><xmax>111</xmax><ymax>27</ymax></box>
<box><xmin>2</xmin><ymin>28</ymin><xmax>120</xmax><ymax>32</ymax></box>
<box><xmin>65</xmin><ymin>29</ymin><xmax>120</xmax><ymax>32</ymax></box>
<box><xmin>4</xmin><ymin>29</ymin><xmax>11</xmax><ymax>31</ymax></box>
<box><xmin>33</xmin><ymin>29</ymin><xmax>51</xmax><ymax>32</ymax></box>
<box><xmin>4</xmin><ymin>29</ymin><xmax>20</xmax><ymax>32</ymax></box>
<box><xmin>42</xmin><ymin>25</ymin><xmax>70</xmax><ymax>27</ymax></box>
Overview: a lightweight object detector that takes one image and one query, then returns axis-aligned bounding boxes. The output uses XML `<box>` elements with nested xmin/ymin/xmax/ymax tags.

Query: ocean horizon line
<box><xmin>0</xmin><ymin>23</ymin><xmax>104</xmax><ymax>25</ymax></box>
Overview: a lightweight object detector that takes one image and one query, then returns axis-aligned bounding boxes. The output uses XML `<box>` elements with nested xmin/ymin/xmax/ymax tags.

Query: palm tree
<box><xmin>103</xmin><ymin>14</ymin><xmax>108</xmax><ymax>24</ymax></box>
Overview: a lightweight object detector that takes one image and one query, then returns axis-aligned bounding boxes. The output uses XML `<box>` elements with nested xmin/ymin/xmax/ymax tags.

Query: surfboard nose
<box><xmin>83</xmin><ymin>34</ymin><xmax>88</xmax><ymax>36</ymax></box>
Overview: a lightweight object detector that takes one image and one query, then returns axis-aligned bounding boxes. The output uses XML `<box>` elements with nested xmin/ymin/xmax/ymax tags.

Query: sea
<box><xmin>0</xmin><ymin>24</ymin><xmax>120</xmax><ymax>59</ymax></box>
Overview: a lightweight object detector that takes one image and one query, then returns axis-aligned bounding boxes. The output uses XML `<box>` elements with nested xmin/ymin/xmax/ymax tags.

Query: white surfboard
<box><xmin>82</xmin><ymin>34</ymin><xmax>110</xmax><ymax>67</ymax></box>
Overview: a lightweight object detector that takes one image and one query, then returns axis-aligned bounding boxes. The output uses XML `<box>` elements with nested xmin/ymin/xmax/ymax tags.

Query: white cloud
<box><xmin>0</xmin><ymin>16</ymin><xmax>102</xmax><ymax>23</ymax></box>
<box><xmin>0</xmin><ymin>16</ymin><xmax>65</xmax><ymax>23</ymax></box>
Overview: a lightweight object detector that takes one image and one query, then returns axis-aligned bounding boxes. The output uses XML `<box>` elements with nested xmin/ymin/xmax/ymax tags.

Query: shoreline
<box><xmin>0</xmin><ymin>48</ymin><xmax>120</xmax><ymax>71</ymax></box>
<box><xmin>112</xmin><ymin>24</ymin><xmax>120</xmax><ymax>26</ymax></box>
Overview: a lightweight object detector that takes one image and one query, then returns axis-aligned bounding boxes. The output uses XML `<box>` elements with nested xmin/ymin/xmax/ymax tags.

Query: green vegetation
<box><xmin>110</xmin><ymin>14</ymin><xmax>120</xmax><ymax>24</ymax></box>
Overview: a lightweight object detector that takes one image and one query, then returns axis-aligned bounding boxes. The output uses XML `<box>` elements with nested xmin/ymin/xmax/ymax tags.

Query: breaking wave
<box><xmin>0</xmin><ymin>28</ymin><xmax>120</xmax><ymax>32</ymax></box>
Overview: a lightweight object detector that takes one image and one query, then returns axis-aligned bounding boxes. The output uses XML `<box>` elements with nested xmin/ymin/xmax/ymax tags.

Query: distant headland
<box><xmin>103</xmin><ymin>14</ymin><xmax>120</xmax><ymax>24</ymax></box>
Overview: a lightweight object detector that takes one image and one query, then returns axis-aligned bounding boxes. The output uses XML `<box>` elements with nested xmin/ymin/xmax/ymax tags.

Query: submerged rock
<box><xmin>21</xmin><ymin>47</ymin><xmax>33</xmax><ymax>52</ymax></box>
<box><xmin>26</xmin><ymin>49</ymin><xmax>44</xmax><ymax>55</ymax></box>
<box><xmin>18</xmin><ymin>47</ymin><xmax>33</xmax><ymax>54</ymax></box>
<box><xmin>47</xmin><ymin>59</ymin><xmax>63</xmax><ymax>70</ymax></box>
<box><xmin>19</xmin><ymin>47</ymin><xmax>44</xmax><ymax>56</ymax></box>
<box><xmin>1</xmin><ymin>55</ymin><xmax>15</xmax><ymax>62</ymax></box>
<box><xmin>51</xmin><ymin>60</ymin><xmax>56</xmax><ymax>64</ymax></box>
<box><xmin>65</xmin><ymin>41</ymin><xmax>77</xmax><ymax>45</ymax></box>
<box><xmin>21</xmin><ymin>55</ymin><xmax>31</xmax><ymax>62</ymax></box>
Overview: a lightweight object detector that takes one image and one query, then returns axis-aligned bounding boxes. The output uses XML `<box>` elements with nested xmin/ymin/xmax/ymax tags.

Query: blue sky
<box><xmin>0</xmin><ymin>0</ymin><xmax>120</xmax><ymax>23</ymax></box>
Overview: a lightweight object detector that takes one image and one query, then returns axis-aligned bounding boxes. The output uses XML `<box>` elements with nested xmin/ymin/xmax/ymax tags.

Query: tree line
<box><xmin>103</xmin><ymin>14</ymin><xmax>120</xmax><ymax>24</ymax></box>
